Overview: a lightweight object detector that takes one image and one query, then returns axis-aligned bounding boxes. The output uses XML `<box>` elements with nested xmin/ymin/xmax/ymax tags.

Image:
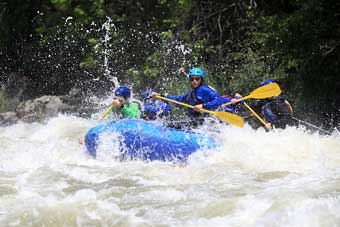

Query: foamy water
<box><xmin>1</xmin><ymin>114</ymin><xmax>340</xmax><ymax>226</ymax></box>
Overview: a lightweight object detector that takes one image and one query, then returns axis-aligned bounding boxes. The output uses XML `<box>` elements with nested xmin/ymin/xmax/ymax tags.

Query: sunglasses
<box><xmin>190</xmin><ymin>77</ymin><xmax>201</xmax><ymax>82</ymax></box>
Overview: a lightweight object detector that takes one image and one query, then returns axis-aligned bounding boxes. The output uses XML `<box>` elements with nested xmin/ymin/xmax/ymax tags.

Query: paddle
<box><xmin>97</xmin><ymin>105</ymin><xmax>114</xmax><ymax>123</ymax></box>
<box><xmin>243</xmin><ymin>102</ymin><xmax>268</xmax><ymax>127</ymax></box>
<box><xmin>222</xmin><ymin>83</ymin><xmax>282</xmax><ymax>106</ymax></box>
<box><xmin>292</xmin><ymin>117</ymin><xmax>332</xmax><ymax>135</ymax></box>
<box><xmin>79</xmin><ymin>104</ymin><xmax>115</xmax><ymax>144</ymax></box>
<box><xmin>154</xmin><ymin>95</ymin><xmax>244</xmax><ymax>128</ymax></box>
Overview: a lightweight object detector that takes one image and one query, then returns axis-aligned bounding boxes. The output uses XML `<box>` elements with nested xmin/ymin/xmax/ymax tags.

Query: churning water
<box><xmin>0</xmin><ymin>114</ymin><xmax>340</xmax><ymax>227</ymax></box>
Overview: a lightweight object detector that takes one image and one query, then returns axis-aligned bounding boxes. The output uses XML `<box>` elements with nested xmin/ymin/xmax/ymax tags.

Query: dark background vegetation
<box><xmin>0</xmin><ymin>0</ymin><xmax>339</xmax><ymax>128</ymax></box>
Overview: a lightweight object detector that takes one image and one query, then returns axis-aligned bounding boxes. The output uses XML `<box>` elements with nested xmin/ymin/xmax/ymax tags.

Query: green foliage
<box><xmin>0</xmin><ymin>0</ymin><xmax>36</xmax><ymax>47</ymax></box>
<box><xmin>50</xmin><ymin>0</ymin><xmax>72</xmax><ymax>11</ymax></box>
<box><xmin>158</xmin><ymin>0</ymin><xmax>192</xmax><ymax>29</ymax></box>
<box><xmin>160</xmin><ymin>30</ymin><xmax>174</xmax><ymax>40</ymax></box>
<box><xmin>1</xmin><ymin>0</ymin><xmax>340</xmax><ymax>125</ymax></box>
<box><xmin>80</xmin><ymin>56</ymin><xmax>98</xmax><ymax>68</ymax></box>
<box><xmin>246</xmin><ymin>0</ymin><xmax>340</xmax><ymax>120</ymax></box>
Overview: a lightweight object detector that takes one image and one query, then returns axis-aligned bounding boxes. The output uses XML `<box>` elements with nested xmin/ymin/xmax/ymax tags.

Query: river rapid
<box><xmin>1</xmin><ymin>114</ymin><xmax>340</xmax><ymax>227</ymax></box>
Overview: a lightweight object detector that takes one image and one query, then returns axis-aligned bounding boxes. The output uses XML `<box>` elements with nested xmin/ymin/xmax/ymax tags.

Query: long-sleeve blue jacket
<box><xmin>215</xmin><ymin>96</ymin><xmax>236</xmax><ymax>113</ymax></box>
<box><xmin>143</xmin><ymin>100</ymin><xmax>171</xmax><ymax>119</ymax></box>
<box><xmin>165</xmin><ymin>84</ymin><xmax>221</xmax><ymax>117</ymax></box>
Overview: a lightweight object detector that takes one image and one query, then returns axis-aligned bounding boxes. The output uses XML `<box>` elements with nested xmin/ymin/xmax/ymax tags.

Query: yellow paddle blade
<box><xmin>248</xmin><ymin>82</ymin><xmax>281</xmax><ymax>99</ymax></box>
<box><xmin>222</xmin><ymin>83</ymin><xmax>282</xmax><ymax>106</ymax></box>
<box><xmin>212</xmin><ymin>111</ymin><xmax>244</xmax><ymax>128</ymax></box>
<box><xmin>98</xmin><ymin>105</ymin><xmax>113</xmax><ymax>122</ymax></box>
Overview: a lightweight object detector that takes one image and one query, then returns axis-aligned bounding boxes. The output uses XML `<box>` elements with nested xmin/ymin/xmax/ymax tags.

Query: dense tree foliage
<box><xmin>0</xmin><ymin>0</ymin><xmax>339</xmax><ymax>127</ymax></box>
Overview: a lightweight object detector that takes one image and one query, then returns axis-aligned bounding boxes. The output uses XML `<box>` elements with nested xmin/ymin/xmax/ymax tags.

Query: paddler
<box><xmin>111</xmin><ymin>86</ymin><xmax>140</xmax><ymax>118</ymax></box>
<box><xmin>79</xmin><ymin>86</ymin><xmax>140</xmax><ymax>144</ymax></box>
<box><xmin>256</xmin><ymin>80</ymin><xmax>296</xmax><ymax>129</ymax></box>
<box><xmin>151</xmin><ymin>67</ymin><xmax>230</xmax><ymax>128</ymax></box>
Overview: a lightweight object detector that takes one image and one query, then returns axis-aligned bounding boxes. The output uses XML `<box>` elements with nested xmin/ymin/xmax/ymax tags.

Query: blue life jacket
<box><xmin>166</xmin><ymin>84</ymin><xmax>219</xmax><ymax>117</ymax></box>
<box><xmin>263</xmin><ymin>102</ymin><xmax>278</xmax><ymax>122</ymax></box>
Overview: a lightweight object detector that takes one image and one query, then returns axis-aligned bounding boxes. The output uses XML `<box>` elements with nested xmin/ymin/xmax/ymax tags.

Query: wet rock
<box><xmin>15</xmin><ymin>95</ymin><xmax>69</xmax><ymax>123</ymax></box>
<box><xmin>60</xmin><ymin>87</ymin><xmax>98</xmax><ymax>117</ymax></box>
<box><xmin>0</xmin><ymin>85</ymin><xmax>101</xmax><ymax>125</ymax></box>
<box><xmin>0</xmin><ymin>112</ymin><xmax>19</xmax><ymax>125</ymax></box>
<box><xmin>3</xmin><ymin>73</ymin><xmax>28</xmax><ymax>111</ymax></box>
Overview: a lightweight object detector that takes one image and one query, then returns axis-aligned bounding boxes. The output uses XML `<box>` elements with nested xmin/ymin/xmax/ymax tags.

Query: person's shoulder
<box><xmin>199</xmin><ymin>85</ymin><xmax>219</xmax><ymax>97</ymax></box>
<box><xmin>275</xmin><ymin>92</ymin><xmax>287</xmax><ymax>99</ymax></box>
<box><xmin>198</xmin><ymin>84</ymin><xmax>217</xmax><ymax>92</ymax></box>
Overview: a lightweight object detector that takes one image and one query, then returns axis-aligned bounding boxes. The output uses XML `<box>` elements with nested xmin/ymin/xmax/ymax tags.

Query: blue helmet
<box><xmin>115</xmin><ymin>86</ymin><xmax>131</xmax><ymax>98</ymax></box>
<box><xmin>188</xmin><ymin>67</ymin><xmax>205</xmax><ymax>78</ymax></box>
<box><xmin>261</xmin><ymin>80</ymin><xmax>275</xmax><ymax>86</ymax></box>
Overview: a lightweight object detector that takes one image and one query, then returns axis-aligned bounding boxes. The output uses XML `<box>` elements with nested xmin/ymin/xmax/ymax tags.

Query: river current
<box><xmin>1</xmin><ymin>114</ymin><xmax>340</xmax><ymax>226</ymax></box>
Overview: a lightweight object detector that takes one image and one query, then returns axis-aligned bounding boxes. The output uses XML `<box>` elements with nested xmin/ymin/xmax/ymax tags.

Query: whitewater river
<box><xmin>1</xmin><ymin>114</ymin><xmax>340</xmax><ymax>226</ymax></box>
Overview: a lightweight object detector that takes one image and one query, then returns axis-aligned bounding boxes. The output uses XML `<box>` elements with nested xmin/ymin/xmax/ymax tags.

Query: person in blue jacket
<box><xmin>256</xmin><ymin>80</ymin><xmax>295</xmax><ymax>129</ymax></box>
<box><xmin>151</xmin><ymin>67</ymin><xmax>227</xmax><ymax>127</ymax></box>
<box><xmin>141</xmin><ymin>88</ymin><xmax>171</xmax><ymax>120</ymax></box>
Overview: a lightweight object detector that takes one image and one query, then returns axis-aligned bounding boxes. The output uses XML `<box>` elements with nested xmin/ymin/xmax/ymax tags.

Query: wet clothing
<box><xmin>165</xmin><ymin>84</ymin><xmax>220</xmax><ymax>127</ymax></box>
<box><xmin>115</xmin><ymin>102</ymin><xmax>140</xmax><ymax>118</ymax></box>
<box><xmin>142</xmin><ymin>100</ymin><xmax>171</xmax><ymax>120</ymax></box>
<box><xmin>166</xmin><ymin>84</ymin><xmax>220</xmax><ymax>115</ymax></box>
<box><xmin>261</xmin><ymin>94</ymin><xmax>295</xmax><ymax>129</ymax></box>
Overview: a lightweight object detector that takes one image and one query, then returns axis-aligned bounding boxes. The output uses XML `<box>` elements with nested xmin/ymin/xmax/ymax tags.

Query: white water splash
<box><xmin>0</xmin><ymin>115</ymin><xmax>340</xmax><ymax>226</ymax></box>
<box><xmin>102</xmin><ymin>17</ymin><xmax>119</xmax><ymax>86</ymax></box>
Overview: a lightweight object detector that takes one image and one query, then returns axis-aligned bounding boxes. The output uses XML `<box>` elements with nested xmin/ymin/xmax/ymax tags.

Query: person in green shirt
<box><xmin>111</xmin><ymin>86</ymin><xmax>140</xmax><ymax>118</ymax></box>
<box><xmin>79</xmin><ymin>85</ymin><xmax>140</xmax><ymax>144</ymax></box>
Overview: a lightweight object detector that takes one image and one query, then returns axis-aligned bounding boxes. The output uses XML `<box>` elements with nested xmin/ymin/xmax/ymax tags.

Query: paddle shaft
<box><xmin>156</xmin><ymin>95</ymin><xmax>230</xmax><ymax>115</ymax></box>
<box><xmin>243</xmin><ymin>102</ymin><xmax>267</xmax><ymax>126</ymax></box>
<box><xmin>222</xmin><ymin>95</ymin><xmax>252</xmax><ymax>107</ymax></box>
<box><xmin>98</xmin><ymin>105</ymin><xmax>114</xmax><ymax>122</ymax></box>
<box><xmin>292</xmin><ymin>117</ymin><xmax>332</xmax><ymax>135</ymax></box>
<box><xmin>155</xmin><ymin>95</ymin><xmax>210</xmax><ymax>113</ymax></box>
<box><xmin>155</xmin><ymin>95</ymin><xmax>244</xmax><ymax>127</ymax></box>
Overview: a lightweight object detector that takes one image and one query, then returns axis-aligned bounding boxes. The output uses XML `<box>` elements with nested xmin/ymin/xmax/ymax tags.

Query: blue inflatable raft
<box><xmin>85</xmin><ymin>119</ymin><xmax>218</xmax><ymax>162</ymax></box>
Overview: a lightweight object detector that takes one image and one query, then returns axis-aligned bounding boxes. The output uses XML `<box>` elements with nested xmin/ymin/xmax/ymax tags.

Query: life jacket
<box><xmin>184</xmin><ymin>85</ymin><xmax>217</xmax><ymax>105</ymax></box>
<box><xmin>263</xmin><ymin>96</ymin><xmax>293</xmax><ymax>123</ymax></box>
<box><xmin>162</xmin><ymin>85</ymin><xmax>218</xmax><ymax>126</ymax></box>
<box><xmin>185</xmin><ymin>89</ymin><xmax>200</xmax><ymax>105</ymax></box>
<box><xmin>121</xmin><ymin>102</ymin><xmax>140</xmax><ymax>118</ymax></box>
<box><xmin>184</xmin><ymin>85</ymin><xmax>217</xmax><ymax>117</ymax></box>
